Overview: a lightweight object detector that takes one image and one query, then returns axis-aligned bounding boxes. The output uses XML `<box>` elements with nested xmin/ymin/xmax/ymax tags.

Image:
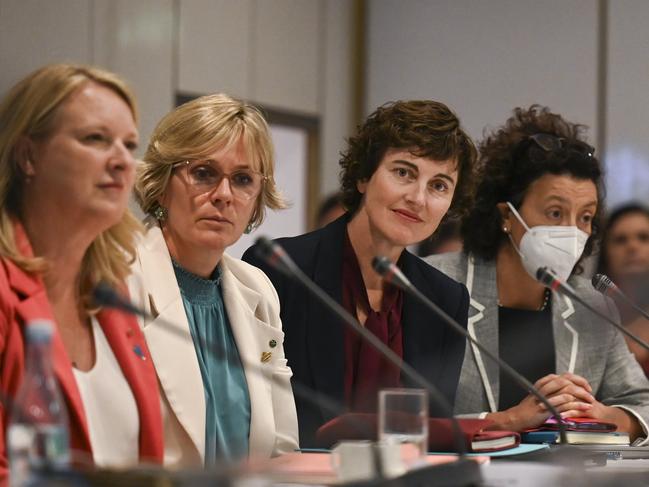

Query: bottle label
<box><xmin>8</xmin><ymin>423</ymin><xmax>70</xmax><ymax>470</ymax></box>
<box><xmin>7</xmin><ymin>424</ymin><xmax>32</xmax><ymax>451</ymax></box>
<box><xmin>8</xmin><ymin>424</ymin><xmax>33</xmax><ymax>487</ymax></box>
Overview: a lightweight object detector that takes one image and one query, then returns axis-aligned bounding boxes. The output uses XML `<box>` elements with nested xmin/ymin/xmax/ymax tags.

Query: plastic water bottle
<box><xmin>7</xmin><ymin>320</ymin><xmax>70</xmax><ymax>486</ymax></box>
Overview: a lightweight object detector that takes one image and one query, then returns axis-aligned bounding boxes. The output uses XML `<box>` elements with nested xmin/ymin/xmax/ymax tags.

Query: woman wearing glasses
<box><xmin>244</xmin><ymin>100</ymin><xmax>477</xmax><ymax>446</ymax></box>
<box><xmin>426</xmin><ymin>105</ymin><xmax>649</xmax><ymax>440</ymax></box>
<box><xmin>128</xmin><ymin>94</ymin><xmax>298</xmax><ymax>467</ymax></box>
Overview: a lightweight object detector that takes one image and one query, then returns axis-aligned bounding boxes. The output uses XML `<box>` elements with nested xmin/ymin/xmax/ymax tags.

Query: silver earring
<box><xmin>244</xmin><ymin>222</ymin><xmax>253</xmax><ymax>234</ymax></box>
<box><xmin>502</xmin><ymin>226</ymin><xmax>509</xmax><ymax>234</ymax></box>
<box><xmin>153</xmin><ymin>205</ymin><xmax>168</xmax><ymax>222</ymax></box>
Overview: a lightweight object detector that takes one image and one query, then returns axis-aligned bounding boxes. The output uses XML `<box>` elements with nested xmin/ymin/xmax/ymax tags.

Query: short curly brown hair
<box><xmin>339</xmin><ymin>100</ymin><xmax>477</xmax><ymax>221</ymax></box>
<box><xmin>462</xmin><ymin>105</ymin><xmax>604</xmax><ymax>263</ymax></box>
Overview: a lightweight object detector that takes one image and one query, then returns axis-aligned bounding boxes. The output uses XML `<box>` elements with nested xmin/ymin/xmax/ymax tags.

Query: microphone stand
<box><xmin>372</xmin><ymin>256</ymin><xmax>570</xmax><ymax>445</ymax></box>
<box><xmin>95</xmin><ymin>283</ymin><xmax>438</xmax><ymax>481</ymax></box>
<box><xmin>92</xmin><ymin>283</ymin><xmax>346</xmax><ymax>424</ymax></box>
<box><xmin>593</xmin><ymin>274</ymin><xmax>649</xmax><ymax>323</ymax></box>
<box><xmin>615</xmin><ymin>292</ymin><xmax>649</xmax><ymax>322</ymax></box>
<box><xmin>254</xmin><ymin>238</ymin><xmax>483</xmax><ymax>486</ymax></box>
<box><xmin>374</xmin><ymin>259</ymin><xmax>620</xmax><ymax>470</ymax></box>
<box><xmin>540</xmin><ymin>269</ymin><xmax>649</xmax><ymax>354</ymax></box>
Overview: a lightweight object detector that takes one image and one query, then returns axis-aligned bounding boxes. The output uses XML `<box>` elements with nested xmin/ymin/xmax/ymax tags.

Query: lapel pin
<box><xmin>269</xmin><ymin>339</ymin><xmax>277</xmax><ymax>348</ymax></box>
<box><xmin>133</xmin><ymin>344</ymin><xmax>147</xmax><ymax>360</ymax></box>
<box><xmin>261</xmin><ymin>351</ymin><xmax>272</xmax><ymax>363</ymax></box>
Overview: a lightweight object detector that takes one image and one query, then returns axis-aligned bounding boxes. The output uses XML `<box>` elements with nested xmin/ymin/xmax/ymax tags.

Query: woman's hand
<box><xmin>536</xmin><ymin>372</ymin><xmax>596</xmax><ymax>418</ymax></box>
<box><xmin>487</xmin><ymin>373</ymin><xmax>595</xmax><ymax>431</ymax></box>
<box><xmin>565</xmin><ymin>401</ymin><xmax>644</xmax><ymax>442</ymax></box>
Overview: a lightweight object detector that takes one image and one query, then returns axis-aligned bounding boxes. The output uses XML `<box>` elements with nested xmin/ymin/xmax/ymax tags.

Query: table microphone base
<box><xmin>344</xmin><ymin>457</ymin><xmax>483</xmax><ymax>487</ymax></box>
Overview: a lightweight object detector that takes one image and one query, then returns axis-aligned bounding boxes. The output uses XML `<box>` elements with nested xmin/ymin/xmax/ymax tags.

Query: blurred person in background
<box><xmin>315</xmin><ymin>192</ymin><xmax>345</xmax><ymax>228</ymax></box>
<box><xmin>598</xmin><ymin>203</ymin><xmax>649</xmax><ymax>374</ymax></box>
<box><xmin>130</xmin><ymin>93</ymin><xmax>298</xmax><ymax>468</ymax></box>
<box><xmin>0</xmin><ymin>63</ymin><xmax>163</xmax><ymax>479</ymax></box>
<box><xmin>416</xmin><ymin>218</ymin><xmax>463</xmax><ymax>257</ymax></box>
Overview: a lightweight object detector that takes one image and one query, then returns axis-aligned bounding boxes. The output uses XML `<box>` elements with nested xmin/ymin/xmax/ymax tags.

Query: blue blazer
<box><xmin>243</xmin><ymin>215</ymin><xmax>469</xmax><ymax>446</ymax></box>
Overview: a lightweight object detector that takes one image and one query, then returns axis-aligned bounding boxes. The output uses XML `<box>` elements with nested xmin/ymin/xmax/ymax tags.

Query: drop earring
<box><xmin>153</xmin><ymin>205</ymin><xmax>168</xmax><ymax>222</ymax></box>
<box><xmin>244</xmin><ymin>222</ymin><xmax>253</xmax><ymax>234</ymax></box>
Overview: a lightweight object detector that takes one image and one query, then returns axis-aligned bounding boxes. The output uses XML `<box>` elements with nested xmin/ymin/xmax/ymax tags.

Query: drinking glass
<box><xmin>378</xmin><ymin>388</ymin><xmax>428</xmax><ymax>466</ymax></box>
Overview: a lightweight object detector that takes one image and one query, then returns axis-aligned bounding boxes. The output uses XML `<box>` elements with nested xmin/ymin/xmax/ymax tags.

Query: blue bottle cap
<box><xmin>25</xmin><ymin>320</ymin><xmax>54</xmax><ymax>343</ymax></box>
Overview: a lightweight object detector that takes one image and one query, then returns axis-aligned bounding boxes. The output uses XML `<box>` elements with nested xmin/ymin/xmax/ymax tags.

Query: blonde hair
<box><xmin>0</xmin><ymin>63</ymin><xmax>141</xmax><ymax>307</ymax></box>
<box><xmin>136</xmin><ymin>93</ymin><xmax>286</xmax><ymax>228</ymax></box>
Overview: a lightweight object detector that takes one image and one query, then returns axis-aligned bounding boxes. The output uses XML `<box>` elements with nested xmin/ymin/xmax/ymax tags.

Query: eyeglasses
<box><xmin>171</xmin><ymin>160</ymin><xmax>267</xmax><ymax>201</ymax></box>
<box><xmin>526</xmin><ymin>133</ymin><xmax>595</xmax><ymax>158</ymax></box>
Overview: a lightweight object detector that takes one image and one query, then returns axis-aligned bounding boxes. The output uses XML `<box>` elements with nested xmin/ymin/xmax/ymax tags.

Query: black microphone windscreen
<box><xmin>254</xmin><ymin>236</ymin><xmax>274</xmax><ymax>261</ymax></box>
<box><xmin>254</xmin><ymin>236</ymin><xmax>299</xmax><ymax>279</ymax></box>
<box><xmin>93</xmin><ymin>282</ymin><xmax>145</xmax><ymax>317</ymax></box>
<box><xmin>371</xmin><ymin>256</ymin><xmax>391</xmax><ymax>277</ymax></box>
<box><xmin>93</xmin><ymin>282</ymin><xmax>120</xmax><ymax>308</ymax></box>
<box><xmin>535</xmin><ymin>266</ymin><xmax>552</xmax><ymax>285</ymax></box>
<box><xmin>592</xmin><ymin>273</ymin><xmax>613</xmax><ymax>293</ymax></box>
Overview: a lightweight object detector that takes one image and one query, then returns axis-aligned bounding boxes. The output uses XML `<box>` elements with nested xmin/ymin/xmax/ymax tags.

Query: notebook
<box><xmin>315</xmin><ymin>414</ymin><xmax>521</xmax><ymax>453</ymax></box>
<box><xmin>521</xmin><ymin>430</ymin><xmax>630</xmax><ymax>445</ymax></box>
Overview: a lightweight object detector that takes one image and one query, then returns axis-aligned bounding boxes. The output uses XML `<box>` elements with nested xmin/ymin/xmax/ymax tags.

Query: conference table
<box><xmin>33</xmin><ymin>446</ymin><xmax>649</xmax><ymax>487</ymax></box>
<box><xmin>263</xmin><ymin>448</ymin><xmax>649</xmax><ymax>486</ymax></box>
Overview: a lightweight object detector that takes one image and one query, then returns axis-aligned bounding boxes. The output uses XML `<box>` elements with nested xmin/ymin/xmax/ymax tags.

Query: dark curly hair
<box><xmin>338</xmin><ymin>100</ymin><xmax>477</xmax><ymax>221</ymax></box>
<box><xmin>462</xmin><ymin>105</ymin><xmax>604</xmax><ymax>263</ymax></box>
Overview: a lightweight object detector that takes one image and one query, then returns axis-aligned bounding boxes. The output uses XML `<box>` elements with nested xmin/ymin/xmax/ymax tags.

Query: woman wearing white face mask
<box><xmin>504</xmin><ymin>201</ymin><xmax>589</xmax><ymax>283</ymax></box>
<box><xmin>427</xmin><ymin>106</ymin><xmax>649</xmax><ymax>440</ymax></box>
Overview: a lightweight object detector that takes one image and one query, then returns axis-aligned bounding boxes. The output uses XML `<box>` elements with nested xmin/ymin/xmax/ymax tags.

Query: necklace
<box><xmin>498</xmin><ymin>288</ymin><xmax>551</xmax><ymax>310</ymax></box>
<box><xmin>539</xmin><ymin>288</ymin><xmax>551</xmax><ymax>311</ymax></box>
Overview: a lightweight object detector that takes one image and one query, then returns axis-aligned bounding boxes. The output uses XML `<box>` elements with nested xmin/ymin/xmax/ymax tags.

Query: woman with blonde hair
<box><xmin>0</xmin><ymin>63</ymin><xmax>163</xmax><ymax>479</ymax></box>
<box><xmin>129</xmin><ymin>93</ymin><xmax>298</xmax><ymax>468</ymax></box>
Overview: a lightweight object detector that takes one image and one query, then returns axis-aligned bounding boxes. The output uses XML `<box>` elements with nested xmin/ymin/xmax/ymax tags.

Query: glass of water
<box><xmin>378</xmin><ymin>388</ymin><xmax>428</xmax><ymax>467</ymax></box>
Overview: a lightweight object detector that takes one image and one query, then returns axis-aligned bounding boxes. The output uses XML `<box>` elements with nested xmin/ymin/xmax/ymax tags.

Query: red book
<box><xmin>315</xmin><ymin>413</ymin><xmax>520</xmax><ymax>453</ymax></box>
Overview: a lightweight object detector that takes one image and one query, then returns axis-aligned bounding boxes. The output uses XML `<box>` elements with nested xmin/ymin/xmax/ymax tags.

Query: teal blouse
<box><xmin>172</xmin><ymin>260</ymin><xmax>251</xmax><ymax>464</ymax></box>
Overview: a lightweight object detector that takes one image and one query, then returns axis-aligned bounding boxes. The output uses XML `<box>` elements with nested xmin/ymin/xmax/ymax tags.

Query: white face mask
<box><xmin>506</xmin><ymin>202</ymin><xmax>589</xmax><ymax>282</ymax></box>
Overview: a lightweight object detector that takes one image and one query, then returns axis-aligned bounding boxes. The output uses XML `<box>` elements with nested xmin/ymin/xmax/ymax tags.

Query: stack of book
<box><xmin>315</xmin><ymin>414</ymin><xmax>521</xmax><ymax>453</ymax></box>
<box><xmin>521</xmin><ymin>417</ymin><xmax>630</xmax><ymax>445</ymax></box>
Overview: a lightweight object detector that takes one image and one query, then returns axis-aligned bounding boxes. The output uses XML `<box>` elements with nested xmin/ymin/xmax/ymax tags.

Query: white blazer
<box><xmin>127</xmin><ymin>220</ymin><xmax>299</xmax><ymax>468</ymax></box>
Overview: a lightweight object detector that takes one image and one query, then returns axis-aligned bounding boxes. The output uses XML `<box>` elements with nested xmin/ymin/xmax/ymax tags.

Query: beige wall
<box><xmin>365</xmin><ymin>0</ymin><xmax>649</xmax><ymax>207</ymax></box>
<box><xmin>606</xmin><ymin>0</ymin><xmax>649</xmax><ymax>207</ymax></box>
<box><xmin>6</xmin><ymin>0</ymin><xmax>647</xmax><ymax>207</ymax></box>
<box><xmin>367</xmin><ymin>0</ymin><xmax>599</xmax><ymax>143</ymax></box>
<box><xmin>0</xmin><ymin>0</ymin><xmax>355</xmax><ymax>197</ymax></box>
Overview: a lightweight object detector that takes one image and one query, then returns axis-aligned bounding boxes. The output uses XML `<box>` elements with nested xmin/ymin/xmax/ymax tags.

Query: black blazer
<box><xmin>242</xmin><ymin>215</ymin><xmax>469</xmax><ymax>447</ymax></box>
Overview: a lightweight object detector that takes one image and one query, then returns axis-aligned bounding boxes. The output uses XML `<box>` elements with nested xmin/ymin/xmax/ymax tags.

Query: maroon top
<box><xmin>342</xmin><ymin>231</ymin><xmax>404</xmax><ymax>412</ymax></box>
